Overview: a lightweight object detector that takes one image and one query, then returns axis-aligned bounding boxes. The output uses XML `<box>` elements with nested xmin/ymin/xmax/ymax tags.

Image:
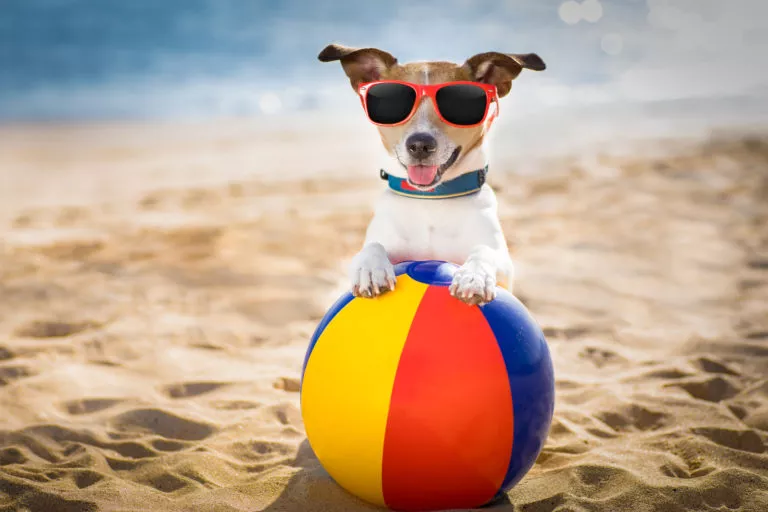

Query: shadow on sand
<box><xmin>262</xmin><ymin>439</ymin><xmax>514</xmax><ymax>512</ymax></box>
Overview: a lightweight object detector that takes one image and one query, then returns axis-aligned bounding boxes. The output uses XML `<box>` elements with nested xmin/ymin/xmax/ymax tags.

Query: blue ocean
<box><xmin>0</xmin><ymin>0</ymin><xmax>765</xmax><ymax>121</ymax></box>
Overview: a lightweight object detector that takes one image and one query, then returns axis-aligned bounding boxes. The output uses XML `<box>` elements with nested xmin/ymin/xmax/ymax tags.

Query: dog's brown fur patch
<box><xmin>384</xmin><ymin>62</ymin><xmax>472</xmax><ymax>84</ymax></box>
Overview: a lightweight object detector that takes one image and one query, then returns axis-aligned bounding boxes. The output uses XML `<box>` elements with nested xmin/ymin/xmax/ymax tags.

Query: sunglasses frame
<box><xmin>357</xmin><ymin>80</ymin><xmax>499</xmax><ymax>128</ymax></box>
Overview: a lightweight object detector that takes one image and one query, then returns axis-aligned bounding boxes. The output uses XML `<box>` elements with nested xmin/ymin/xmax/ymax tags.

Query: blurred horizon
<box><xmin>1</xmin><ymin>0</ymin><xmax>767</xmax><ymax>138</ymax></box>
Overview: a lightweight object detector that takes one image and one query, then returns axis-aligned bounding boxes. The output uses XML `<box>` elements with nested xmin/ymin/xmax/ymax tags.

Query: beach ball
<box><xmin>300</xmin><ymin>260</ymin><xmax>554</xmax><ymax>511</ymax></box>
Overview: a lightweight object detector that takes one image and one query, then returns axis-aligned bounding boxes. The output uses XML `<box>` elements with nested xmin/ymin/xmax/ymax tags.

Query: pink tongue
<box><xmin>407</xmin><ymin>165</ymin><xmax>439</xmax><ymax>186</ymax></box>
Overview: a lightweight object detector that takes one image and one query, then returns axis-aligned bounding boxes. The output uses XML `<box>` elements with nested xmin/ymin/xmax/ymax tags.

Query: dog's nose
<box><xmin>406</xmin><ymin>133</ymin><xmax>437</xmax><ymax>160</ymax></box>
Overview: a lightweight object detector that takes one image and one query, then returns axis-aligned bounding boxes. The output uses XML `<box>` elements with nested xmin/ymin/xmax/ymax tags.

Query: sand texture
<box><xmin>0</xmin><ymin>124</ymin><xmax>767</xmax><ymax>512</ymax></box>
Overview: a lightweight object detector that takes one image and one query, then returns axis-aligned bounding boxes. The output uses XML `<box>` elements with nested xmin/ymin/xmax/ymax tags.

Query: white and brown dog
<box><xmin>319</xmin><ymin>43</ymin><xmax>545</xmax><ymax>305</ymax></box>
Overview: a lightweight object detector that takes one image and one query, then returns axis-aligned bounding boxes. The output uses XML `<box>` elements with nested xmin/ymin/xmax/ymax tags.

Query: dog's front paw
<box><xmin>350</xmin><ymin>243</ymin><xmax>396</xmax><ymax>298</ymax></box>
<box><xmin>449</xmin><ymin>265</ymin><xmax>496</xmax><ymax>306</ymax></box>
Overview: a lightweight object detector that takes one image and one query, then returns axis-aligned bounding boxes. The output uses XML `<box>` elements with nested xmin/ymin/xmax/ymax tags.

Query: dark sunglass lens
<box><xmin>435</xmin><ymin>84</ymin><xmax>488</xmax><ymax>125</ymax></box>
<box><xmin>366</xmin><ymin>83</ymin><xmax>416</xmax><ymax>124</ymax></box>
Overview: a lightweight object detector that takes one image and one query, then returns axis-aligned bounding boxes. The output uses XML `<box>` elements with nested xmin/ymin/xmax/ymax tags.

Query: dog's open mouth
<box><xmin>404</xmin><ymin>147</ymin><xmax>461</xmax><ymax>189</ymax></box>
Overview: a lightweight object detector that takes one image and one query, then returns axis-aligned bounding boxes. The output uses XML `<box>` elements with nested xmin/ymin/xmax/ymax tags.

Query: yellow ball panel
<box><xmin>301</xmin><ymin>275</ymin><xmax>429</xmax><ymax>505</ymax></box>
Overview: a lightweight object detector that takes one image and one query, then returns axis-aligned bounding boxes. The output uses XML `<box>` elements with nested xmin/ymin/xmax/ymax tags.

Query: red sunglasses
<box><xmin>358</xmin><ymin>80</ymin><xmax>499</xmax><ymax>128</ymax></box>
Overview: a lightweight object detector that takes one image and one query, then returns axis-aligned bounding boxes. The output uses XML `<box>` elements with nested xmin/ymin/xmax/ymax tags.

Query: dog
<box><xmin>319</xmin><ymin>43</ymin><xmax>545</xmax><ymax>305</ymax></box>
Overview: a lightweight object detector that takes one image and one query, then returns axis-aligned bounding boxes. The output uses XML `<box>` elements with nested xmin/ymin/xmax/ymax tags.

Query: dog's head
<box><xmin>319</xmin><ymin>44</ymin><xmax>544</xmax><ymax>189</ymax></box>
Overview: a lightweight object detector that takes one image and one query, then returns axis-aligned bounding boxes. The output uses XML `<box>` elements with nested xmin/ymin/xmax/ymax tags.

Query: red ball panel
<box><xmin>381</xmin><ymin>285</ymin><xmax>515</xmax><ymax>511</ymax></box>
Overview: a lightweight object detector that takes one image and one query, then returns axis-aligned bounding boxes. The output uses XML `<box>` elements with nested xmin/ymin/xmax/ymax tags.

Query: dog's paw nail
<box><xmin>450</xmin><ymin>267</ymin><xmax>497</xmax><ymax>306</ymax></box>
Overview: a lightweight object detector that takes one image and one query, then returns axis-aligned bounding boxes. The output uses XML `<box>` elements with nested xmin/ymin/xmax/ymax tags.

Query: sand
<box><xmin>0</xmin><ymin>120</ymin><xmax>767</xmax><ymax>512</ymax></box>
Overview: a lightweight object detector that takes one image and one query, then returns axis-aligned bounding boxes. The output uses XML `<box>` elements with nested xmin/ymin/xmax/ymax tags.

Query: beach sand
<box><xmin>0</xmin><ymin>121</ymin><xmax>767</xmax><ymax>511</ymax></box>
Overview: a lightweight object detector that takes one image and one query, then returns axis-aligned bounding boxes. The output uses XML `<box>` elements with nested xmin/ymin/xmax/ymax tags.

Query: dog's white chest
<box><xmin>365</xmin><ymin>186</ymin><xmax>502</xmax><ymax>265</ymax></box>
<box><xmin>398</xmin><ymin>204</ymin><xmax>459</xmax><ymax>260</ymax></box>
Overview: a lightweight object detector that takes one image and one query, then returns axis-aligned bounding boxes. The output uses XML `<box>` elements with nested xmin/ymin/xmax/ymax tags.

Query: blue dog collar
<box><xmin>381</xmin><ymin>166</ymin><xmax>488</xmax><ymax>199</ymax></box>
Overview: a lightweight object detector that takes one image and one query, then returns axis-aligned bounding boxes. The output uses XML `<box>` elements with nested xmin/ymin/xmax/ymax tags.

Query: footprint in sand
<box><xmin>103</xmin><ymin>441</ymin><xmax>157</xmax><ymax>459</ymax></box>
<box><xmin>579</xmin><ymin>345</ymin><xmax>629</xmax><ymax>368</ymax></box>
<box><xmin>110</xmin><ymin>408</ymin><xmax>215</xmax><ymax>441</ymax></box>
<box><xmin>17</xmin><ymin>424</ymin><xmax>173</xmax><ymax>462</ymax></box>
<box><xmin>150</xmin><ymin>439</ymin><xmax>188</xmax><ymax>452</ymax></box>
<box><xmin>0</xmin><ymin>364</ymin><xmax>35</xmax><ymax>386</ymax></box>
<box><xmin>12</xmin><ymin>492</ymin><xmax>98</xmax><ymax>512</ymax></box>
<box><xmin>637</xmin><ymin>367</ymin><xmax>693</xmax><ymax>380</ymax></box>
<box><xmin>273</xmin><ymin>376</ymin><xmax>301</xmax><ymax>392</ymax></box>
<box><xmin>63</xmin><ymin>398</ymin><xmax>124</xmax><ymax>416</ymax></box>
<box><xmin>14</xmin><ymin>319</ymin><xmax>98</xmax><ymax>339</ymax></box>
<box><xmin>162</xmin><ymin>381</ymin><xmax>232</xmax><ymax>399</ymax></box>
<box><xmin>659</xmin><ymin>460</ymin><xmax>716</xmax><ymax>479</ymax></box>
<box><xmin>105</xmin><ymin>456</ymin><xmax>142</xmax><ymax>472</ymax></box>
<box><xmin>209</xmin><ymin>399</ymin><xmax>262</xmax><ymax>411</ymax></box>
<box><xmin>595</xmin><ymin>403</ymin><xmax>669</xmax><ymax>432</ymax></box>
<box><xmin>728</xmin><ymin>404</ymin><xmax>750</xmax><ymax>420</ymax></box>
<box><xmin>692</xmin><ymin>427</ymin><xmax>765</xmax><ymax>453</ymax></box>
<box><xmin>73</xmin><ymin>470</ymin><xmax>105</xmax><ymax>489</ymax></box>
<box><xmin>542</xmin><ymin>325</ymin><xmax>593</xmax><ymax>339</ymax></box>
<box><xmin>223</xmin><ymin>439</ymin><xmax>295</xmax><ymax>462</ymax></box>
<box><xmin>668</xmin><ymin>376</ymin><xmax>742</xmax><ymax>403</ymax></box>
<box><xmin>0</xmin><ymin>446</ymin><xmax>28</xmax><ymax>466</ymax></box>
<box><xmin>744</xmin><ymin>409</ymin><xmax>768</xmax><ymax>432</ymax></box>
<box><xmin>662</xmin><ymin>440</ymin><xmax>722</xmax><ymax>481</ymax></box>
<box><xmin>692</xmin><ymin>356</ymin><xmax>740</xmax><ymax>376</ymax></box>
<box><xmin>5</xmin><ymin>228</ymin><xmax>106</xmax><ymax>260</ymax></box>
<box><xmin>259</xmin><ymin>403</ymin><xmax>302</xmax><ymax>430</ymax></box>
<box><xmin>0</xmin><ymin>346</ymin><xmax>12</xmax><ymax>361</ymax></box>
<box><xmin>724</xmin><ymin>341</ymin><xmax>768</xmax><ymax>359</ymax></box>
<box><xmin>571</xmin><ymin>463</ymin><xmax>630</xmax><ymax>487</ymax></box>
<box><xmin>146</xmin><ymin>472</ymin><xmax>192</xmax><ymax>493</ymax></box>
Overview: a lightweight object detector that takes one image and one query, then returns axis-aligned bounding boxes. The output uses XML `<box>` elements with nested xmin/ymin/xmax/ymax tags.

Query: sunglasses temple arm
<box><xmin>487</xmin><ymin>98</ymin><xmax>499</xmax><ymax>127</ymax></box>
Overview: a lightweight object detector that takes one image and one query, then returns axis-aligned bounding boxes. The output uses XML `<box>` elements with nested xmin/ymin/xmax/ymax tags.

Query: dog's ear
<box><xmin>462</xmin><ymin>52</ymin><xmax>545</xmax><ymax>97</ymax></box>
<box><xmin>318</xmin><ymin>43</ymin><xmax>398</xmax><ymax>90</ymax></box>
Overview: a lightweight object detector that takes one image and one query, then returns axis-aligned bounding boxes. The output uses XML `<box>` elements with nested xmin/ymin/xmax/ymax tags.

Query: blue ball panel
<box><xmin>401</xmin><ymin>260</ymin><xmax>457</xmax><ymax>286</ymax></box>
<box><xmin>393</xmin><ymin>261</ymin><xmax>416</xmax><ymax>276</ymax></box>
<box><xmin>480</xmin><ymin>290</ymin><xmax>555</xmax><ymax>493</ymax></box>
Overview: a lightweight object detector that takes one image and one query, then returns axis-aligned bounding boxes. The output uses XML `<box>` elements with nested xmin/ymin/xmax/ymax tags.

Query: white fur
<box><xmin>350</xmin><ymin>145</ymin><xmax>514</xmax><ymax>305</ymax></box>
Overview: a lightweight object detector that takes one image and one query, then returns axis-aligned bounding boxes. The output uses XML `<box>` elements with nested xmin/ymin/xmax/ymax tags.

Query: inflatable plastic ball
<box><xmin>300</xmin><ymin>260</ymin><xmax>555</xmax><ymax>511</ymax></box>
